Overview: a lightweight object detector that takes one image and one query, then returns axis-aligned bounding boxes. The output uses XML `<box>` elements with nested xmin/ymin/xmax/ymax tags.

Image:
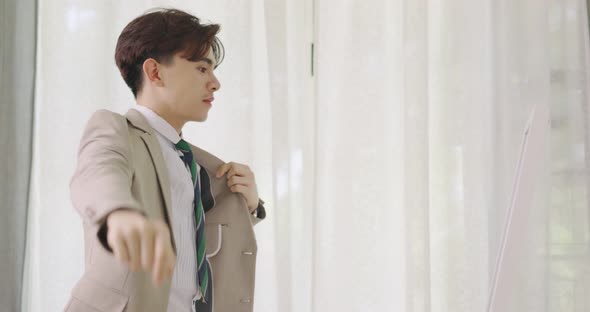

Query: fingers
<box><xmin>152</xmin><ymin>223</ymin><xmax>176</xmax><ymax>287</ymax></box>
<box><xmin>111</xmin><ymin>228</ymin><xmax>140</xmax><ymax>271</ymax></box>
<box><xmin>222</xmin><ymin>163</ymin><xmax>259</xmax><ymax>210</ymax></box>
<box><xmin>216</xmin><ymin>162</ymin><xmax>231</xmax><ymax>178</ymax></box>
<box><xmin>229</xmin><ymin>184</ymin><xmax>248</xmax><ymax>194</ymax></box>
<box><xmin>126</xmin><ymin>230</ymin><xmax>141</xmax><ymax>272</ymax></box>
<box><xmin>106</xmin><ymin>209</ymin><xmax>142</xmax><ymax>270</ymax></box>
<box><xmin>217</xmin><ymin>162</ymin><xmax>253</xmax><ymax>179</ymax></box>
<box><xmin>229</xmin><ymin>164</ymin><xmax>253</xmax><ymax>179</ymax></box>
<box><xmin>107</xmin><ymin>211</ymin><xmax>175</xmax><ymax>287</ymax></box>
<box><xmin>110</xmin><ymin>233</ymin><xmax>129</xmax><ymax>265</ymax></box>
<box><xmin>152</xmin><ymin>234</ymin><xmax>165</xmax><ymax>286</ymax></box>
<box><xmin>227</xmin><ymin>175</ymin><xmax>250</xmax><ymax>188</ymax></box>
<box><xmin>140</xmin><ymin>227</ymin><xmax>155</xmax><ymax>271</ymax></box>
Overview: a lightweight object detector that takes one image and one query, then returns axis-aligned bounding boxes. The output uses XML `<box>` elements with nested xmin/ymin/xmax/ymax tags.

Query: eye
<box><xmin>198</xmin><ymin>67</ymin><xmax>208</xmax><ymax>73</ymax></box>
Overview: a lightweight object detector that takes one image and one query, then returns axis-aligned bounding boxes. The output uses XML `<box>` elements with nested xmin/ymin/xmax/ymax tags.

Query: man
<box><xmin>64</xmin><ymin>8</ymin><xmax>266</xmax><ymax>312</ymax></box>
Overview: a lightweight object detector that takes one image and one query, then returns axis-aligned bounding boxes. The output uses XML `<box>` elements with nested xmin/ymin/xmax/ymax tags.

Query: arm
<box><xmin>70</xmin><ymin>109</ymin><xmax>141</xmax><ymax>227</ymax></box>
<box><xmin>70</xmin><ymin>110</ymin><xmax>175</xmax><ymax>285</ymax></box>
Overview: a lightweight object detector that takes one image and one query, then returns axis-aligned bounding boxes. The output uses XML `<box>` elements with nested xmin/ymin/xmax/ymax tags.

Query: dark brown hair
<box><xmin>115</xmin><ymin>8</ymin><xmax>224</xmax><ymax>97</ymax></box>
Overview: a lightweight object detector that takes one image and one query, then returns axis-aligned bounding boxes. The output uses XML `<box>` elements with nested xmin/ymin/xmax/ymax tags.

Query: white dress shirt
<box><xmin>133</xmin><ymin>105</ymin><xmax>203</xmax><ymax>312</ymax></box>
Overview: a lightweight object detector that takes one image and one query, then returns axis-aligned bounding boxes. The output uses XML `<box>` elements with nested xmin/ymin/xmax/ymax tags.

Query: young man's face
<box><xmin>158</xmin><ymin>48</ymin><xmax>220</xmax><ymax>124</ymax></box>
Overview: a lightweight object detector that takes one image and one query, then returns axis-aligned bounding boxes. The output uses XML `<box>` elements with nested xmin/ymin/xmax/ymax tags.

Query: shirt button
<box><xmin>240</xmin><ymin>298</ymin><xmax>251</xmax><ymax>303</ymax></box>
<box><xmin>242</xmin><ymin>251</ymin><xmax>253</xmax><ymax>255</ymax></box>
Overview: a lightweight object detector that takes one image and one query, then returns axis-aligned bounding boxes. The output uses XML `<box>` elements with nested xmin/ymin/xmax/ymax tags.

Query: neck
<box><xmin>136</xmin><ymin>96</ymin><xmax>184</xmax><ymax>134</ymax></box>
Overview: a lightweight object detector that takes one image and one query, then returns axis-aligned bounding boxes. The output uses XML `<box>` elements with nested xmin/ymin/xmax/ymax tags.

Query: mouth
<box><xmin>203</xmin><ymin>97</ymin><xmax>214</xmax><ymax>105</ymax></box>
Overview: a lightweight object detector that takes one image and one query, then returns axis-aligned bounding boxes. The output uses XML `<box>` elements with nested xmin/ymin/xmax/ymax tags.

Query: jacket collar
<box><xmin>126</xmin><ymin>108</ymin><xmax>154</xmax><ymax>134</ymax></box>
<box><xmin>125</xmin><ymin>108</ymin><xmax>217</xmax><ymax>213</ymax></box>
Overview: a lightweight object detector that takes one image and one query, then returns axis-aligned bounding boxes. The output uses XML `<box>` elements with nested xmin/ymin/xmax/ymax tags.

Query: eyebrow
<box><xmin>195</xmin><ymin>57</ymin><xmax>218</xmax><ymax>69</ymax></box>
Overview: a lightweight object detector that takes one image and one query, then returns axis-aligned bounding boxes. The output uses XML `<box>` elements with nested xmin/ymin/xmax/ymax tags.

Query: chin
<box><xmin>191</xmin><ymin>114</ymin><xmax>208</xmax><ymax>122</ymax></box>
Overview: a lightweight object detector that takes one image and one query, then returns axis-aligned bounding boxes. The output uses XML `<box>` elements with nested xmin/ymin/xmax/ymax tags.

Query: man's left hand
<box><xmin>216</xmin><ymin>162</ymin><xmax>259</xmax><ymax>213</ymax></box>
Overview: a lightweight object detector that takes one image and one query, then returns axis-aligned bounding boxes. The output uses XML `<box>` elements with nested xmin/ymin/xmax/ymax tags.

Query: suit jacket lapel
<box><xmin>125</xmin><ymin>109</ymin><xmax>175</xmax><ymax>229</ymax></box>
<box><xmin>126</xmin><ymin>108</ymin><xmax>220</xmax><ymax>217</ymax></box>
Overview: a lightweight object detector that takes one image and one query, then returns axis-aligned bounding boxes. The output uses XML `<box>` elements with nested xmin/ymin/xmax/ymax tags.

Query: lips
<box><xmin>203</xmin><ymin>97</ymin><xmax>214</xmax><ymax>104</ymax></box>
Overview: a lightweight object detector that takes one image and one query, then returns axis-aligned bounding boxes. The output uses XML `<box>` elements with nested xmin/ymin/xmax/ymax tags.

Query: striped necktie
<box><xmin>175</xmin><ymin>139</ymin><xmax>210</xmax><ymax>303</ymax></box>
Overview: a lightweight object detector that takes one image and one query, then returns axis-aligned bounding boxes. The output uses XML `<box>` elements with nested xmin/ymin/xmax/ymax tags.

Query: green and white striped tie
<box><xmin>175</xmin><ymin>139</ymin><xmax>209</xmax><ymax>302</ymax></box>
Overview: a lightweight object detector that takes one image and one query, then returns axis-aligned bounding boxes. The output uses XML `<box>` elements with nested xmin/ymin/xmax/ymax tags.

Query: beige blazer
<box><xmin>64</xmin><ymin>109</ymin><xmax>265</xmax><ymax>312</ymax></box>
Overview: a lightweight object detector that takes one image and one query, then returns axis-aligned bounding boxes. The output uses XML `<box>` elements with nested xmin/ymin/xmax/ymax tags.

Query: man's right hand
<box><xmin>106</xmin><ymin>209</ymin><xmax>176</xmax><ymax>287</ymax></box>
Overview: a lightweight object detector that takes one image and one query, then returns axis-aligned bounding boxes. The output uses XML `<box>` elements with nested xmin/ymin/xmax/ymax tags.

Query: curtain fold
<box><xmin>0</xmin><ymin>0</ymin><xmax>37</xmax><ymax>311</ymax></box>
<box><xmin>22</xmin><ymin>0</ymin><xmax>590</xmax><ymax>311</ymax></box>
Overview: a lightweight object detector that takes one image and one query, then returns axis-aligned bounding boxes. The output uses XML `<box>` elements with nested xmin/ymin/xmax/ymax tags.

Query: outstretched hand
<box><xmin>106</xmin><ymin>209</ymin><xmax>176</xmax><ymax>287</ymax></box>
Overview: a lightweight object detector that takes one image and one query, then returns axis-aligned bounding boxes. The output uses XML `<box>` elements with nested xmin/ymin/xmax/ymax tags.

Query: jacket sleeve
<box><xmin>249</xmin><ymin>199</ymin><xmax>267</xmax><ymax>226</ymax></box>
<box><xmin>70</xmin><ymin>109</ymin><xmax>142</xmax><ymax>229</ymax></box>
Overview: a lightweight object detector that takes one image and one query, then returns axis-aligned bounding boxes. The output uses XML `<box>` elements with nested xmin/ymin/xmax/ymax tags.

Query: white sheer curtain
<box><xmin>22</xmin><ymin>1</ymin><xmax>281</xmax><ymax>310</ymax></box>
<box><xmin>314</xmin><ymin>0</ymin><xmax>548</xmax><ymax>311</ymax></box>
<box><xmin>23</xmin><ymin>0</ymin><xmax>590</xmax><ymax>311</ymax></box>
<box><xmin>548</xmin><ymin>0</ymin><xmax>590</xmax><ymax>310</ymax></box>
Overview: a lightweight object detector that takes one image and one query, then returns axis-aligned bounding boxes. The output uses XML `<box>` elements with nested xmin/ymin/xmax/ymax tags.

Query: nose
<box><xmin>209</xmin><ymin>73</ymin><xmax>221</xmax><ymax>92</ymax></box>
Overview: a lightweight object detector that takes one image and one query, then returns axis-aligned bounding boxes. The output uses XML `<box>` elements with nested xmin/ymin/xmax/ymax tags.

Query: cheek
<box><xmin>163</xmin><ymin>76</ymin><xmax>182</xmax><ymax>97</ymax></box>
<box><xmin>174</xmin><ymin>79</ymin><xmax>196</xmax><ymax>99</ymax></box>
<box><xmin>182</xmin><ymin>75</ymin><xmax>202</xmax><ymax>93</ymax></box>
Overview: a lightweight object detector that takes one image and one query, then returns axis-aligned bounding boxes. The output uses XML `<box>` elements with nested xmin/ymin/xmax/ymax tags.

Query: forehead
<box><xmin>187</xmin><ymin>49</ymin><xmax>217</xmax><ymax>67</ymax></box>
<box><xmin>173</xmin><ymin>48</ymin><xmax>217</xmax><ymax>67</ymax></box>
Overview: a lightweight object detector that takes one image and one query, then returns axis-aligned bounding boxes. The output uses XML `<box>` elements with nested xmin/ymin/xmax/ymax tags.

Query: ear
<box><xmin>142</xmin><ymin>58</ymin><xmax>164</xmax><ymax>87</ymax></box>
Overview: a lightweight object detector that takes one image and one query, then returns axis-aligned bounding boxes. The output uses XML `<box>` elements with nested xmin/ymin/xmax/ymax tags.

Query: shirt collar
<box><xmin>133</xmin><ymin>104</ymin><xmax>182</xmax><ymax>144</ymax></box>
